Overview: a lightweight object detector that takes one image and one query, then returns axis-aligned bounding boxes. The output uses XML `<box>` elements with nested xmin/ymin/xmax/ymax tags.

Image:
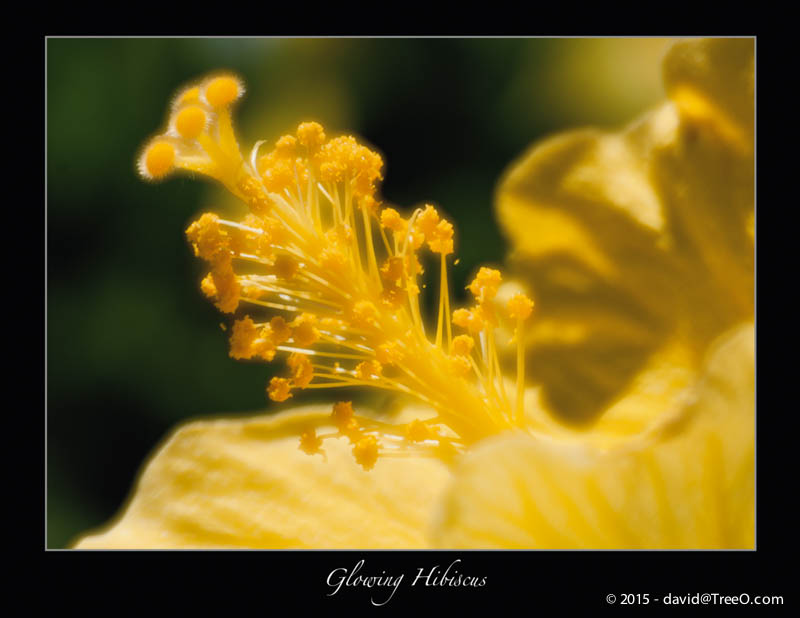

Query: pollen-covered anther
<box><xmin>320</xmin><ymin>246</ymin><xmax>348</xmax><ymax>273</ymax></box>
<box><xmin>331</xmin><ymin>400</ymin><xmax>354</xmax><ymax>424</ymax></box>
<box><xmin>238</xmin><ymin>176</ymin><xmax>272</xmax><ymax>216</ymax></box>
<box><xmin>186</xmin><ymin>213</ymin><xmax>230</xmax><ymax>262</ymax></box>
<box><xmin>141</xmin><ymin>141</ymin><xmax>175</xmax><ymax>180</ymax></box>
<box><xmin>358</xmin><ymin>194</ymin><xmax>380</xmax><ymax>215</ymax></box>
<box><xmin>175</xmin><ymin>106</ymin><xmax>207</xmax><ymax>140</ymax></box>
<box><xmin>417</xmin><ymin>205</ymin><xmax>440</xmax><ymax>240</ymax></box>
<box><xmin>452</xmin><ymin>308</ymin><xmax>484</xmax><ymax>334</ymax></box>
<box><xmin>267</xmin><ymin>377</ymin><xmax>293</xmax><ymax>402</ymax></box>
<box><xmin>269</xmin><ymin>316</ymin><xmax>292</xmax><ymax>345</ymax></box>
<box><xmin>448</xmin><ymin>355</ymin><xmax>472</xmax><ymax>377</ymax></box>
<box><xmin>468</xmin><ymin>267</ymin><xmax>503</xmax><ymax>303</ymax></box>
<box><xmin>428</xmin><ymin>219</ymin><xmax>454</xmax><ymax>255</ymax></box>
<box><xmin>288</xmin><ymin>352</ymin><xmax>314</xmax><ymax>388</ymax></box>
<box><xmin>380</xmin><ymin>285</ymin><xmax>405</xmax><ymax>310</ymax></box>
<box><xmin>452</xmin><ymin>334</ymin><xmax>475</xmax><ymax>357</ymax></box>
<box><xmin>376</xmin><ymin>341</ymin><xmax>404</xmax><ymax>365</ymax></box>
<box><xmin>355</xmin><ymin>360</ymin><xmax>383</xmax><ymax>380</ymax></box>
<box><xmin>274</xmin><ymin>254</ymin><xmax>299</xmax><ymax>280</ymax></box>
<box><xmin>228</xmin><ymin>317</ymin><xmax>275</xmax><ymax>361</ymax></box>
<box><xmin>241</xmin><ymin>284</ymin><xmax>265</xmax><ymax>300</ymax></box>
<box><xmin>296</xmin><ymin>121</ymin><xmax>326</xmax><ymax>152</ymax></box>
<box><xmin>351</xmin><ymin>301</ymin><xmax>380</xmax><ymax>328</ymax></box>
<box><xmin>299</xmin><ymin>428</ymin><xmax>323</xmax><ymax>456</ymax></box>
<box><xmin>290</xmin><ymin>314</ymin><xmax>320</xmax><ymax>347</ymax></box>
<box><xmin>204</xmin><ymin>75</ymin><xmax>243</xmax><ymax>108</ymax></box>
<box><xmin>380</xmin><ymin>257</ymin><xmax>404</xmax><ymax>282</ymax></box>
<box><xmin>229</xmin><ymin>316</ymin><xmax>259</xmax><ymax>359</ymax></box>
<box><xmin>200</xmin><ymin>273</ymin><xmax>218</xmax><ymax>300</ymax></box>
<box><xmin>316</xmin><ymin>135</ymin><xmax>359</xmax><ymax>183</ymax></box>
<box><xmin>352</xmin><ymin>435</ymin><xmax>379</xmax><ymax>471</ymax></box>
<box><xmin>380</xmin><ymin>208</ymin><xmax>406</xmax><ymax>233</ymax></box>
<box><xmin>274</xmin><ymin>134</ymin><xmax>297</xmax><ymax>157</ymax></box>
<box><xmin>208</xmin><ymin>261</ymin><xmax>240</xmax><ymax>314</ymax></box>
<box><xmin>508</xmin><ymin>292</ymin><xmax>534</xmax><ymax>321</ymax></box>
<box><xmin>406</xmin><ymin>419</ymin><xmax>432</xmax><ymax>443</ymax></box>
<box><xmin>252</xmin><ymin>333</ymin><xmax>277</xmax><ymax>361</ymax></box>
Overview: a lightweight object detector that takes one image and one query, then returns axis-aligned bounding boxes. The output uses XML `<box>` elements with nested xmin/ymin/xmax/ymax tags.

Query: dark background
<box><xmin>46</xmin><ymin>37</ymin><xmax>670</xmax><ymax>548</ymax></box>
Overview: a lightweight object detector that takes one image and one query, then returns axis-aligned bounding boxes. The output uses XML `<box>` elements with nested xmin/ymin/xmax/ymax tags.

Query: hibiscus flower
<box><xmin>75</xmin><ymin>38</ymin><xmax>753</xmax><ymax>549</ymax></box>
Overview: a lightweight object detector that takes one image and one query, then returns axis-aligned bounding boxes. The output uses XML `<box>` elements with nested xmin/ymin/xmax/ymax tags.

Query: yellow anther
<box><xmin>290</xmin><ymin>313</ymin><xmax>320</xmax><ymax>347</ymax></box>
<box><xmin>380</xmin><ymin>285</ymin><xmax>405</xmax><ymax>310</ymax></box>
<box><xmin>320</xmin><ymin>246</ymin><xmax>348</xmax><ymax>273</ymax></box>
<box><xmin>299</xmin><ymin>428</ymin><xmax>323</xmax><ymax>455</ymax></box>
<box><xmin>327</xmin><ymin>224</ymin><xmax>353</xmax><ymax>245</ymax></box>
<box><xmin>252</xmin><ymin>332</ymin><xmax>277</xmax><ymax>362</ymax></box>
<box><xmin>508</xmin><ymin>292</ymin><xmax>534</xmax><ymax>321</ymax></box>
<box><xmin>241</xmin><ymin>283</ymin><xmax>264</xmax><ymax>300</ymax></box>
<box><xmin>269</xmin><ymin>316</ymin><xmax>292</xmax><ymax>345</ymax></box>
<box><xmin>380</xmin><ymin>208</ymin><xmax>406</xmax><ymax>233</ymax></box>
<box><xmin>205</xmin><ymin>75</ymin><xmax>242</xmax><ymax>108</ymax></box>
<box><xmin>297</xmin><ymin>121</ymin><xmax>326</xmax><ymax>151</ymax></box>
<box><xmin>448</xmin><ymin>355</ymin><xmax>472</xmax><ymax>377</ymax></box>
<box><xmin>175</xmin><ymin>106</ymin><xmax>207</xmax><ymax>140</ymax></box>
<box><xmin>452</xmin><ymin>334</ymin><xmax>475</xmax><ymax>357</ymax></box>
<box><xmin>209</xmin><ymin>260</ymin><xmax>240</xmax><ymax>314</ymax></box>
<box><xmin>185</xmin><ymin>213</ymin><xmax>230</xmax><ymax>263</ymax></box>
<box><xmin>331</xmin><ymin>401</ymin><xmax>355</xmax><ymax>431</ymax></box>
<box><xmin>275</xmin><ymin>134</ymin><xmax>297</xmax><ymax>156</ymax></box>
<box><xmin>473</xmin><ymin>302</ymin><xmax>496</xmax><ymax>328</ymax></box>
<box><xmin>428</xmin><ymin>219</ymin><xmax>454</xmax><ymax>255</ymax></box>
<box><xmin>376</xmin><ymin>341</ymin><xmax>404</xmax><ymax>365</ymax></box>
<box><xmin>358</xmin><ymin>194</ymin><xmax>380</xmax><ymax>215</ymax></box>
<box><xmin>355</xmin><ymin>360</ymin><xmax>382</xmax><ymax>380</ymax></box>
<box><xmin>142</xmin><ymin>141</ymin><xmax>175</xmax><ymax>179</ymax></box>
<box><xmin>406</xmin><ymin>419</ymin><xmax>432</xmax><ymax>443</ymax></box>
<box><xmin>468</xmin><ymin>267</ymin><xmax>502</xmax><ymax>303</ymax></box>
<box><xmin>274</xmin><ymin>254</ymin><xmax>298</xmax><ymax>280</ymax></box>
<box><xmin>259</xmin><ymin>154</ymin><xmax>296</xmax><ymax>193</ymax></box>
<box><xmin>316</xmin><ymin>135</ymin><xmax>359</xmax><ymax>183</ymax></box>
<box><xmin>380</xmin><ymin>257</ymin><xmax>404</xmax><ymax>282</ymax></box>
<box><xmin>229</xmin><ymin>316</ymin><xmax>259</xmax><ymax>359</ymax></box>
<box><xmin>417</xmin><ymin>205</ymin><xmax>440</xmax><ymax>240</ymax></box>
<box><xmin>238</xmin><ymin>176</ymin><xmax>266</xmax><ymax>199</ymax></box>
<box><xmin>351</xmin><ymin>301</ymin><xmax>379</xmax><ymax>327</ymax></box>
<box><xmin>264</xmin><ymin>218</ymin><xmax>289</xmax><ymax>245</ymax></box>
<box><xmin>287</xmin><ymin>353</ymin><xmax>314</xmax><ymax>388</ymax></box>
<box><xmin>320</xmin><ymin>317</ymin><xmax>345</xmax><ymax>330</ymax></box>
<box><xmin>267</xmin><ymin>377</ymin><xmax>293</xmax><ymax>402</ymax></box>
<box><xmin>452</xmin><ymin>308</ymin><xmax>472</xmax><ymax>329</ymax></box>
<box><xmin>352</xmin><ymin>435</ymin><xmax>379</xmax><ymax>471</ymax></box>
<box><xmin>200</xmin><ymin>273</ymin><xmax>217</xmax><ymax>300</ymax></box>
<box><xmin>452</xmin><ymin>307</ymin><xmax>484</xmax><ymax>334</ymax></box>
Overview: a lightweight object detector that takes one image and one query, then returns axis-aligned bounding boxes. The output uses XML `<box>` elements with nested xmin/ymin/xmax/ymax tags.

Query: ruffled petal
<box><xmin>495</xmin><ymin>38</ymin><xmax>753</xmax><ymax>425</ymax></box>
<box><xmin>74</xmin><ymin>407</ymin><xmax>451</xmax><ymax>549</ymax></box>
<box><xmin>432</xmin><ymin>323</ymin><xmax>753</xmax><ymax>549</ymax></box>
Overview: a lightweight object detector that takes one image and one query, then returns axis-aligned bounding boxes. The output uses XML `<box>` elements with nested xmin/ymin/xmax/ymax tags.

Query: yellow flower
<box><xmin>74</xmin><ymin>38</ymin><xmax>753</xmax><ymax>549</ymax></box>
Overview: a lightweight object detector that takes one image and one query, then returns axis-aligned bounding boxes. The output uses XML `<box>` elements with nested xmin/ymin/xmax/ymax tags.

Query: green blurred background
<box><xmin>46</xmin><ymin>37</ymin><xmax>670</xmax><ymax>548</ymax></box>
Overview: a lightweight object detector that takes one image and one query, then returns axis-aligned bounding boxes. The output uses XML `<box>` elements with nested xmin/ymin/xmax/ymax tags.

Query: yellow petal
<box><xmin>495</xmin><ymin>38</ymin><xmax>753</xmax><ymax>425</ymax></box>
<box><xmin>73</xmin><ymin>407</ymin><xmax>451</xmax><ymax>549</ymax></box>
<box><xmin>433</xmin><ymin>323</ymin><xmax>753</xmax><ymax>549</ymax></box>
<box><xmin>664</xmin><ymin>38</ymin><xmax>754</xmax><ymax>151</ymax></box>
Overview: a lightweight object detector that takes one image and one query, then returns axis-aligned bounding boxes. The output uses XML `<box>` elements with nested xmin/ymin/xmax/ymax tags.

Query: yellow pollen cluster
<box><xmin>352</xmin><ymin>436</ymin><xmax>380</xmax><ymax>471</ymax></box>
<box><xmin>508</xmin><ymin>292</ymin><xmax>534</xmax><ymax>321</ymax></box>
<box><xmin>229</xmin><ymin>316</ymin><xmax>277</xmax><ymax>361</ymax></box>
<box><xmin>140</xmin><ymin>73</ymin><xmax>538</xmax><ymax>468</ymax></box>
<box><xmin>468</xmin><ymin>267</ymin><xmax>502</xmax><ymax>303</ymax></box>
